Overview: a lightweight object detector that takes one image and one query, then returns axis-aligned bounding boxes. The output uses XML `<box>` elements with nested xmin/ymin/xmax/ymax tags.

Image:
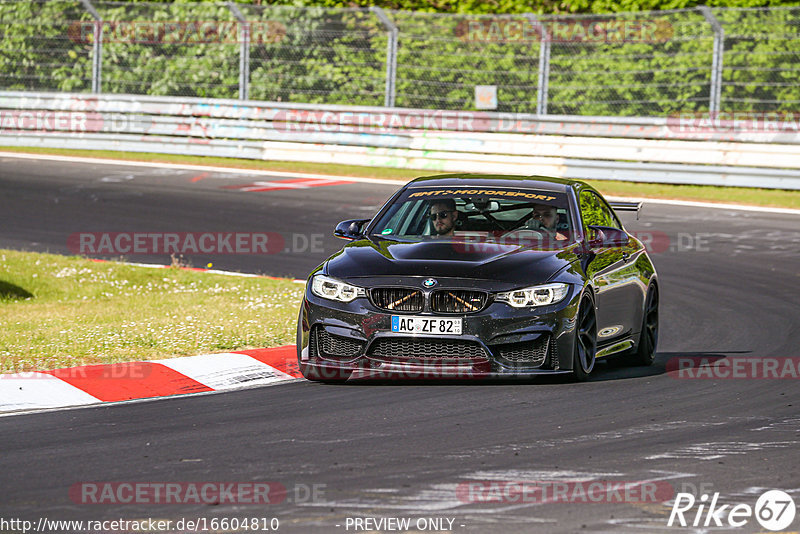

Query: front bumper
<box><xmin>297</xmin><ymin>281</ymin><xmax>582</xmax><ymax>381</ymax></box>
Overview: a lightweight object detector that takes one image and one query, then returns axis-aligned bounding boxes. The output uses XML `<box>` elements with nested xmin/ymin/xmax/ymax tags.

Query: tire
<box><xmin>572</xmin><ymin>293</ymin><xmax>597</xmax><ymax>382</ymax></box>
<box><xmin>629</xmin><ymin>284</ymin><xmax>659</xmax><ymax>366</ymax></box>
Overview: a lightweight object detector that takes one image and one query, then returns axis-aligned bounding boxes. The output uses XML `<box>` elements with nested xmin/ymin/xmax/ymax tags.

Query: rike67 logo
<box><xmin>668</xmin><ymin>490</ymin><xmax>796</xmax><ymax>531</ymax></box>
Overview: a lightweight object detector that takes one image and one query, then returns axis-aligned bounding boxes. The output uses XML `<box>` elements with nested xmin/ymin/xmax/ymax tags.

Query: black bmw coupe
<box><xmin>297</xmin><ymin>174</ymin><xmax>659</xmax><ymax>382</ymax></box>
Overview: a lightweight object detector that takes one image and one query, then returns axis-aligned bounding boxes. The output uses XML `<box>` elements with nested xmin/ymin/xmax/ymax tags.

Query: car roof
<box><xmin>405</xmin><ymin>174</ymin><xmax>580</xmax><ymax>193</ymax></box>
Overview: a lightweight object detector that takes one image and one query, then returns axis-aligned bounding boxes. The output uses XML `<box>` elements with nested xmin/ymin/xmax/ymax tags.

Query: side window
<box><xmin>579</xmin><ymin>191</ymin><xmax>621</xmax><ymax>230</ymax></box>
<box><xmin>597</xmin><ymin>195</ymin><xmax>622</xmax><ymax>230</ymax></box>
<box><xmin>377</xmin><ymin>200</ymin><xmax>427</xmax><ymax>236</ymax></box>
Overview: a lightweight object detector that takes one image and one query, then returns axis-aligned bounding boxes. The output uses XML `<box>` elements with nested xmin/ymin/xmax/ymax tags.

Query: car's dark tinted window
<box><xmin>370</xmin><ymin>186</ymin><xmax>574</xmax><ymax>247</ymax></box>
<box><xmin>579</xmin><ymin>191</ymin><xmax>621</xmax><ymax>230</ymax></box>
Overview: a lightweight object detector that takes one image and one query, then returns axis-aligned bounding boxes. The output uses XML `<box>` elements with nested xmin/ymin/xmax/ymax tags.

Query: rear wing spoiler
<box><xmin>609</xmin><ymin>201</ymin><xmax>642</xmax><ymax>219</ymax></box>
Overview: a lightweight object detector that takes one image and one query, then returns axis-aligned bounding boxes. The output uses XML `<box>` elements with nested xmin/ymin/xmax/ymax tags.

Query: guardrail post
<box><xmin>370</xmin><ymin>7</ymin><xmax>397</xmax><ymax>108</ymax></box>
<box><xmin>699</xmin><ymin>6</ymin><xmax>724</xmax><ymax>114</ymax></box>
<box><xmin>228</xmin><ymin>3</ymin><xmax>250</xmax><ymax>101</ymax></box>
<box><xmin>79</xmin><ymin>0</ymin><xmax>102</xmax><ymax>94</ymax></box>
<box><xmin>526</xmin><ymin>14</ymin><xmax>550</xmax><ymax>115</ymax></box>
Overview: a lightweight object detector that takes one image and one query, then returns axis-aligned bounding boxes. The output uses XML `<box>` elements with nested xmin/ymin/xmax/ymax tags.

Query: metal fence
<box><xmin>0</xmin><ymin>1</ymin><xmax>798</xmax><ymax>116</ymax></box>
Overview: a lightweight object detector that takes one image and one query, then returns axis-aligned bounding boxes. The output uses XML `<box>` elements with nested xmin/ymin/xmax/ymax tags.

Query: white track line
<box><xmin>2</xmin><ymin>151</ymin><xmax>798</xmax><ymax>215</ymax></box>
<box><xmin>0</xmin><ymin>151</ymin><xmax>403</xmax><ymax>185</ymax></box>
<box><xmin>92</xmin><ymin>259</ymin><xmax>305</xmax><ymax>283</ymax></box>
<box><xmin>605</xmin><ymin>195</ymin><xmax>800</xmax><ymax>216</ymax></box>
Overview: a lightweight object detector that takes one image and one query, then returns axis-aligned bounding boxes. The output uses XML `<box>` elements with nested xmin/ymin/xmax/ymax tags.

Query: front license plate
<box><xmin>391</xmin><ymin>316</ymin><xmax>462</xmax><ymax>335</ymax></box>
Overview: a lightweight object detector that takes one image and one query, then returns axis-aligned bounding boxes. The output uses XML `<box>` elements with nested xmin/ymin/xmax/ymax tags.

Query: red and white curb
<box><xmin>0</xmin><ymin>346</ymin><xmax>302</xmax><ymax>416</ymax></box>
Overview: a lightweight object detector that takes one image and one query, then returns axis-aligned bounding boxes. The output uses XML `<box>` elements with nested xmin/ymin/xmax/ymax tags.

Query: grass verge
<box><xmin>2</xmin><ymin>146</ymin><xmax>799</xmax><ymax>210</ymax></box>
<box><xmin>0</xmin><ymin>249</ymin><xmax>304</xmax><ymax>373</ymax></box>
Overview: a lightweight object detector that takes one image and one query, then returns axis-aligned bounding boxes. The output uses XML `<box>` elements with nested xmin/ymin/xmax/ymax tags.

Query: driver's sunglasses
<box><xmin>429</xmin><ymin>210</ymin><xmax>453</xmax><ymax>221</ymax></box>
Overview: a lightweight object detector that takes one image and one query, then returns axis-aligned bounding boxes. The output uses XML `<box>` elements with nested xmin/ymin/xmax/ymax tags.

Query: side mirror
<box><xmin>334</xmin><ymin>219</ymin><xmax>370</xmax><ymax>240</ymax></box>
<box><xmin>587</xmin><ymin>225</ymin><xmax>629</xmax><ymax>248</ymax></box>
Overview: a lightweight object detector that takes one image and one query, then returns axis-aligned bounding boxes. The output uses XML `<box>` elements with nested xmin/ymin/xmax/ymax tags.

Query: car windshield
<box><xmin>370</xmin><ymin>186</ymin><xmax>574</xmax><ymax>248</ymax></box>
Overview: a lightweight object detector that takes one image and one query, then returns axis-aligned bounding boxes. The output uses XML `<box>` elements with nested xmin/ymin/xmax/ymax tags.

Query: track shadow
<box><xmin>321</xmin><ymin>351</ymin><xmax>754</xmax><ymax>387</ymax></box>
<box><xmin>533</xmin><ymin>350</ymin><xmax>753</xmax><ymax>385</ymax></box>
<box><xmin>0</xmin><ymin>280</ymin><xmax>33</xmax><ymax>301</ymax></box>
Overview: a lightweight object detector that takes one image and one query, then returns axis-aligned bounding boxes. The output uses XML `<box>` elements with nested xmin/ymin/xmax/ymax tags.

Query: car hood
<box><xmin>324</xmin><ymin>237</ymin><xmax>578</xmax><ymax>286</ymax></box>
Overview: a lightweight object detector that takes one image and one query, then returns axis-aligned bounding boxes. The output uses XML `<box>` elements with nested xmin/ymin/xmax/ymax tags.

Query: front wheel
<box><xmin>572</xmin><ymin>293</ymin><xmax>597</xmax><ymax>381</ymax></box>
<box><xmin>629</xmin><ymin>285</ymin><xmax>659</xmax><ymax>366</ymax></box>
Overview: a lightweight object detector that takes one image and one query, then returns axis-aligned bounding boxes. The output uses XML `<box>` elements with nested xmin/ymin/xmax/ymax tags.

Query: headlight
<box><xmin>310</xmin><ymin>275</ymin><xmax>365</xmax><ymax>303</ymax></box>
<box><xmin>496</xmin><ymin>283</ymin><xmax>569</xmax><ymax>308</ymax></box>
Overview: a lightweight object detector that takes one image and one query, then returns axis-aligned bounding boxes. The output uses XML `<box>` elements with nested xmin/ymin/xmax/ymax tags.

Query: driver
<box><xmin>429</xmin><ymin>199</ymin><xmax>458</xmax><ymax>237</ymax></box>
<box><xmin>531</xmin><ymin>203</ymin><xmax>568</xmax><ymax>241</ymax></box>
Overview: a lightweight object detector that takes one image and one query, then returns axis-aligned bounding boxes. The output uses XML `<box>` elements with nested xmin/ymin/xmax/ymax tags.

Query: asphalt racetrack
<box><xmin>1</xmin><ymin>155</ymin><xmax>799</xmax><ymax>533</ymax></box>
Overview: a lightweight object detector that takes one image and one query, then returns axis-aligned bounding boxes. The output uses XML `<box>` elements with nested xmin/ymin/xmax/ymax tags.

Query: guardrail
<box><xmin>1</xmin><ymin>91</ymin><xmax>799</xmax><ymax>190</ymax></box>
